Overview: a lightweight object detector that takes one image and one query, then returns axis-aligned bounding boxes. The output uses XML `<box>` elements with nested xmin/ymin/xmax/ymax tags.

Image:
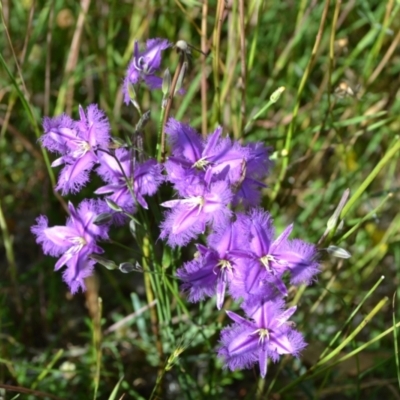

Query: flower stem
<box><xmin>160</xmin><ymin>50</ymin><xmax>186</xmax><ymax>162</ymax></box>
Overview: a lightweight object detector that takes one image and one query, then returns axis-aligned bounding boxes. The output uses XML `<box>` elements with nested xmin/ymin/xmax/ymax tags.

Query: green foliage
<box><xmin>1</xmin><ymin>0</ymin><xmax>400</xmax><ymax>399</ymax></box>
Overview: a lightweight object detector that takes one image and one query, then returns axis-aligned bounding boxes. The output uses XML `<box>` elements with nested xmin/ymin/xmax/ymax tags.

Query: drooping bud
<box><xmin>327</xmin><ymin>189</ymin><xmax>350</xmax><ymax>231</ymax></box>
<box><xmin>127</xmin><ymin>82</ymin><xmax>136</xmax><ymax>101</ymax></box>
<box><xmin>90</xmin><ymin>254</ymin><xmax>118</xmax><ymax>270</ymax></box>
<box><xmin>129</xmin><ymin>219</ymin><xmax>136</xmax><ymax>238</ymax></box>
<box><xmin>174</xmin><ymin>61</ymin><xmax>188</xmax><ymax>95</ymax></box>
<box><xmin>106</xmin><ymin>198</ymin><xmax>123</xmax><ymax>212</ymax></box>
<box><xmin>162</xmin><ymin>68</ymin><xmax>171</xmax><ymax>97</ymax></box>
<box><xmin>127</xmin><ymin>82</ymin><xmax>141</xmax><ymax>112</ymax></box>
<box><xmin>93</xmin><ymin>212</ymin><xmax>113</xmax><ymax>226</ymax></box>
<box><xmin>326</xmin><ymin>245</ymin><xmax>351</xmax><ymax>259</ymax></box>
<box><xmin>119</xmin><ymin>261</ymin><xmax>142</xmax><ymax>273</ymax></box>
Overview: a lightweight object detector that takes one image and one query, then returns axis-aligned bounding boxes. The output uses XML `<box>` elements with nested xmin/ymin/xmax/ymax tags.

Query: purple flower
<box><xmin>165</xmin><ymin>118</ymin><xmax>222</xmax><ymax>170</ymax></box>
<box><xmin>165</xmin><ymin>119</ymin><xmax>238</xmax><ymax>185</ymax></box>
<box><xmin>31</xmin><ymin>200</ymin><xmax>109</xmax><ymax>293</ymax></box>
<box><xmin>218</xmin><ymin>297</ymin><xmax>306</xmax><ymax>378</ymax></box>
<box><xmin>42</xmin><ymin>104</ymin><xmax>111</xmax><ymax>194</ymax></box>
<box><xmin>164</xmin><ymin>120</ymin><xmax>225</xmax><ymax>192</ymax></box>
<box><xmin>235</xmin><ymin>209</ymin><xmax>320</xmax><ymax>297</ymax></box>
<box><xmin>231</xmin><ymin>142</ymin><xmax>272</xmax><ymax>207</ymax></box>
<box><xmin>42</xmin><ymin>114</ymin><xmax>76</xmax><ymax>154</ymax></box>
<box><xmin>176</xmin><ymin>220</ymin><xmax>245</xmax><ymax>309</ymax></box>
<box><xmin>160</xmin><ymin>178</ymin><xmax>233</xmax><ymax>247</ymax></box>
<box><xmin>123</xmin><ymin>38</ymin><xmax>171</xmax><ymax>103</ymax></box>
<box><xmin>133</xmin><ymin>159</ymin><xmax>164</xmax><ymax>206</ymax></box>
<box><xmin>164</xmin><ymin>119</ymin><xmax>271</xmax><ymax>206</ymax></box>
<box><xmin>95</xmin><ymin>148</ymin><xmax>163</xmax><ymax>222</ymax></box>
<box><xmin>176</xmin><ymin>246</ymin><xmax>220</xmax><ymax>304</ymax></box>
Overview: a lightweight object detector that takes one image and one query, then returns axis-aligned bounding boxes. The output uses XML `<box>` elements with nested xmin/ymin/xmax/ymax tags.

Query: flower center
<box><xmin>260</xmin><ymin>254</ymin><xmax>288</xmax><ymax>273</ymax></box>
<box><xmin>65</xmin><ymin>236</ymin><xmax>87</xmax><ymax>255</ymax></box>
<box><xmin>217</xmin><ymin>259</ymin><xmax>232</xmax><ymax>271</ymax></box>
<box><xmin>260</xmin><ymin>254</ymin><xmax>276</xmax><ymax>272</ymax></box>
<box><xmin>71</xmin><ymin>138</ymin><xmax>91</xmax><ymax>159</ymax></box>
<box><xmin>192</xmin><ymin>157</ymin><xmax>210</xmax><ymax>170</ymax></box>
<box><xmin>254</xmin><ymin>328</ymin><xmax>270</xmax><ymax>344</ymax></box>
<box><xmin>179</xmin><ymin>196</ymin><xmax>205</xmax><ymax>215</ymax></box>
<box><xmin>72</xmin><ymin>236</ymin><xmax>87</xmax><ymax>246</ymax></box>
<box><xmin>214</xmin><ymin>259</ymin><xmax>233</xmax><ymax>278</ymax></box>
<box><xmin>134</xmin><ymin>56</ymin><xmax>152</xmax><ymax>74</ymax></box>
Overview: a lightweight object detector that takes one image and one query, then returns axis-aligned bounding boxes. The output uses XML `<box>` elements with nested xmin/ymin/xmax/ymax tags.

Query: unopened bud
<box><xmin>127</xmin><ymin>82</ymin><xmax>136</xmax><ymax>101</ymax></box>
<box><xmin>129</xmin><ymin>219</ymin><xmax>136</xmax><ymax>237</ymax></box>
<box><xmin>105</xmin><ymin>198</ymin><xmax>123</xmax><ymax>212</ymax></box>
<box><xmin>119</xmin><ymin>261</ymin><xmax>142</xmax><ymax>273</ymax></box>
<box><xmin>128</xmin><ymin>83</ymin><xmax>142</xmax><ymax>112</ymax></box>
<box><xmin>162</xmin><ymin>68</ymin><xmax>171</xmax><ymax>96</ymax></box>
<box><xmin>93</xmin><ymin>212</ymin><xmax>113</xmax><ymax>226</ymax></box>
<box><xmin>78</xmin><ymin>105</ymin><xmax>85</xmax><ymax>120</ymax></box>
<box><xmin>175</xmin><ymin>61</ymin><xmax>188</xmax><ymax>95</ymax></box>
<box><xmin>90</xmin><ymin>254</ymin><xmax>118</xmax><ymax>270</ymax></box>
<box><xmin>270</xmin><ymin>86</ymin><xmax>285</xmax><ymax>103</ymax></box>
<box><xmin>326</xmin><ymin>245</ymin><xmax>351</xmax><ymax>259</ymax></box>
<box><xmin>327</xmin><ymin>189</ymin><xmax>350</xmax><ymax>230</ymax></box>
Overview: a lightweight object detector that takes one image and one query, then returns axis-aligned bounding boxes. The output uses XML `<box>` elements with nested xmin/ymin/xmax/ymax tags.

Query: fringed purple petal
<box><xmin>165</xmin><ymin>118</ymin><xmax>203</xmax><ymax>162</ymax></box>
<box><xmin>80</xmin><ymin>104</ymin><xmax>111</xmax><ymax>147</ymax></box>
<box><xmin>41</xmin><ymin>114</ymin><xmax>77</xmax><ymax>154</ymax></box>
<box><xmin>31</xmin><ymin>216</ymin><xmax>68</xmax><ymax>256</ymax></box>
<box><xmin>176</xmin><ymin>254</ymin><xmax>218</xmax><ymax>303</ymax></box>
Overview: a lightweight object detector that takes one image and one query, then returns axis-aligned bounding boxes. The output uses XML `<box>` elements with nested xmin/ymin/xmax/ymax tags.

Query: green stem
<box><xmin>157</xmin><ymin>106</ymin><xmax>166</xmax><ymax>163</ymax></box>
<box><xmin>270</xmin><ymin>0</ymin><xmax>331</xmax><ymax>203</ymax></box>
<box><xmin>340</xmin><ymin>137</ymin><xmax>400</xmax><ymax>220</ymax></box>
<box><xmin>244</xmin><ymin>87</ymin><xmax>285</xmax><ymax>134</ymax></box>
<box><xmin>278</xmin><ymin>296</ymin><xmax>389</xmax><ymax>394</ymax></box>
<box><xmin>160</xmin><ymin>51</ymin><xmax>185</xmax><ymax>162</ymax></box>
<box><xmin>318</xmin><ymin>276</ymin><xmax>385</xmax><ymax>360</ymax></box>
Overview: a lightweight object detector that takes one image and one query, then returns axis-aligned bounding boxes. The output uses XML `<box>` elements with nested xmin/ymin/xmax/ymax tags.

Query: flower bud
<box><xmin>129</xmin><ymin>219</ymin><xmax>136</xmax><ymax>238</ymax></box>
<box><xmin>90</xmin><ymin>254</ymin><xmax>118</xmax><ymax>270</ymax></box>
<box><xmin>326</xmin><ymin>245</ymin><xmax>351</xmax><ymax>259</ymax></box>
<box><xmin>270</xmin><ymin>86</ymin><xmax>285</xmax><ymax>103</ymax></box>
<box><xmin>162</xmin><ymin>68</ymin><xmax>171</xmax><ymax>97</ymax></box>
<box><xmin>119</xmin><ymin>261</ymin><xmax>142</xmax><ymax>273</ymax></box>
<box><xmin>93</xmin><ymin>212</ymin><xmax>113</xmax><ymax>226</ymax></box>
<box><xmin>105</xmin><ymin>198</ymin><xmax>123</xmax><ymax>212</ymax></box>
<box><xmin>174</xmin><ymin>61</ymin><xmax>188</xmax><ymax>95</ymax></box>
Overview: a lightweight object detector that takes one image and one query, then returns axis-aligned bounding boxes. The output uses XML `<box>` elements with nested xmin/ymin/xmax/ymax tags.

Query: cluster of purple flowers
<box><xmin>32</xmin><ymin>105</ymin><xmax>163</xmax><ymax>292</ymax></box>
<box><xmin>32</xmin><ymin>38</ymin><xmax>319</xmax><ymax>378</ymax></box>
<box><xmin>32</xmin><ymin>39</ymin><xmax>171</xmax><ymax>292</ymax></box>
<box><xmin>160</xmin><ymin>119</ymin><xmax>320</xmax><ymax>377</ymax></box>
<box><xmin>32</xmin><ymin>39</ymin><xmax>172</xmax><ymax>291</ymax></box>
